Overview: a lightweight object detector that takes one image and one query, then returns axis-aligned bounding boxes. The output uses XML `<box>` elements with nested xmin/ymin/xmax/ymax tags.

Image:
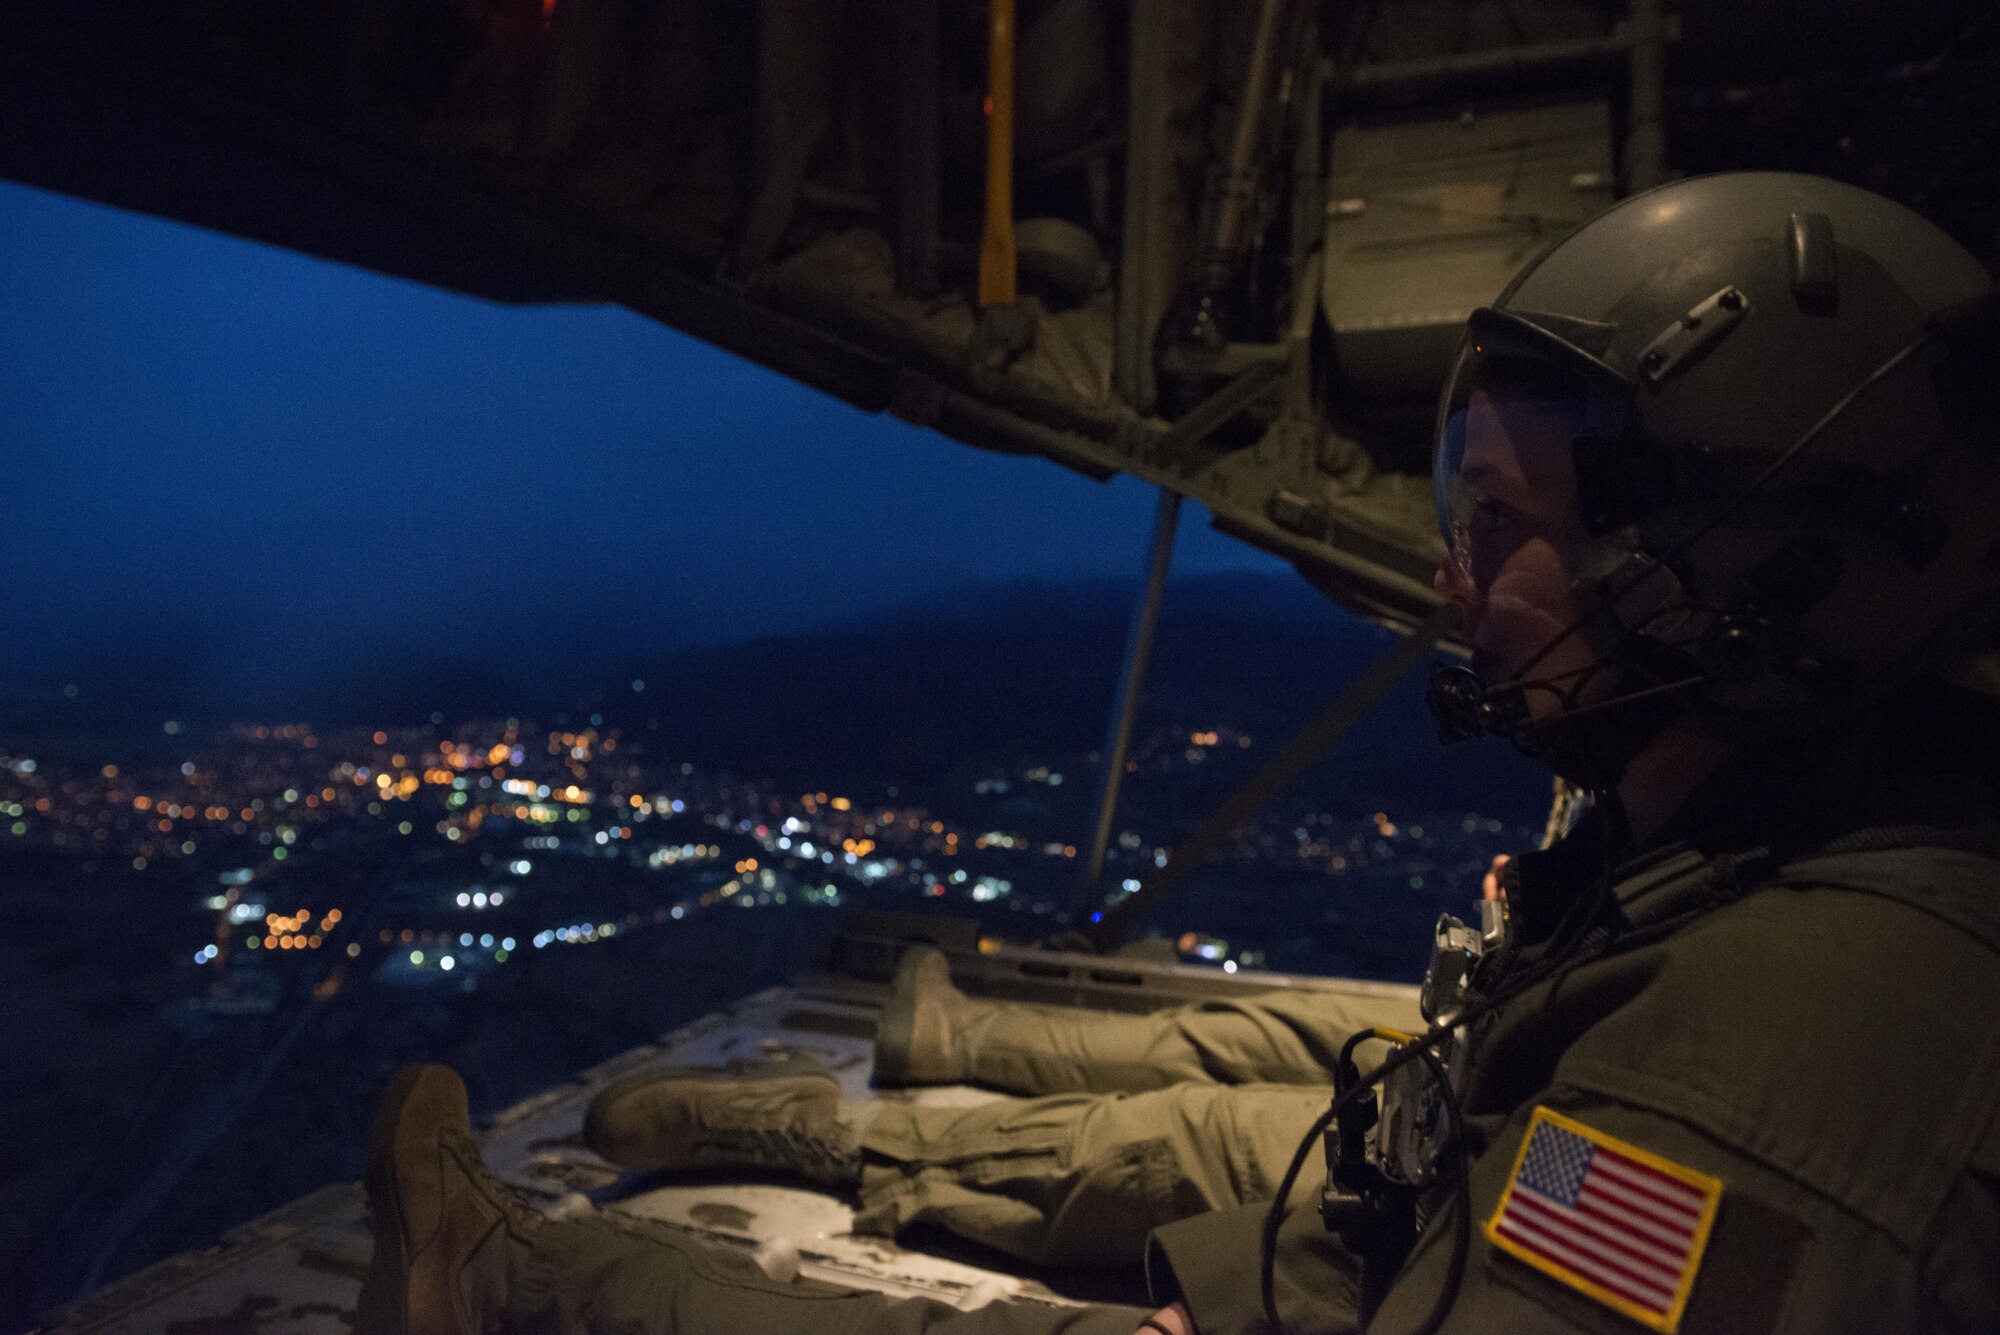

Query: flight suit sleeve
<box><xmin>1359</xmin><ymin>1090</ymin><xmax>1831</xmax><ymax>1335</ymax></box>
<box><xmin>1150</xmin><ymin>1088</ymin><xmax>1893</xmax><ymax>1335</ymax></box>
<box><xmin>1362</xmin><ymin>879</ymin><xmax>2000</xmax><ymax>1334</ymax></box>
<box><xmin>1917</xmin><ymin>1106</ymin><xmax>2000</xmax><ymax>1334</ymax></box>
<box><xmin>1140</xmin><ymin>1096</ymin><xmax>1822</xmax><ymax>1335</ymax></box>
<box><xmin>1145</xmin><ymin>1199</ymin><xmax>1364</xmax><ymax>1335</ymax></box>
<box><xmin>1160</xmin><ymin>878</ymin><xmax>2000</xmax><ymax>1334</ymax></box>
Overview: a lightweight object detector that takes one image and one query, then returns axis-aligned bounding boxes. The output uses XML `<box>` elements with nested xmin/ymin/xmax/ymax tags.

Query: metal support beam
<box><xmin>725</xmin><ymin>0</ymin><xmax>831</xmax><ymax>282</ymax></box>
<box><xmin>1325</xmin><ymin>15</ymin><xmax>1680</xmax><ymax>108</ymax></box>
<box><xmin>1115</xmin><ymin>0</ymin><xmax>1175</xmax><ymax>413</ymax></box>
<box><xmin>523</xmin><ymin>0</ymin><xmax>617</xmax><ymax>159</ymax></box>
<box><xmin>1288</xmin><ymin>2</ymin><xmax>1325</xmax><ymax>286</ymax></box>
<box><xmin>1155</xmin><ymin>359</ymin><xmax>1285</xmax><ymax>457</ymax></box>
<box><xmin>1624</xmin><ymin>0</ymin><xmax>1668</xmax><ymax>192</ymax></box>
<box><xmin>1204</xmin><ymin>0</ymin><xmax>1290</xmax><ymax>290</ymax></box>
<box><xmin>1067</xmin><ymin>0</ymin><xmax>1190</xmax><ymax>924</ymax></box>
<box><xmin>1327</xmin><ymin>33</ymin><xmax>1629</xmax><ymax>99</ymax></box>
<box><xmin>1084</xmin><ymin>601</ymin><xmax>1458</xmax><ymax>951</ymax></box>
<box><xmin>892</xmin><ymin>0</ymin><xmax>941</xmax><ymax>296</ymax></box>
<box><xmin>1075</xmin><ymin>487</ymin><xmax>1183</xmax><ymax>919</ymax></box>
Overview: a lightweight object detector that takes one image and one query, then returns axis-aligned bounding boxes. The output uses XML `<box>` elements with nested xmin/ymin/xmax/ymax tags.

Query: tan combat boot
<box><xmin>582</xmin><ymin>1061</ymin><xmax>860</xmax><ymax>1189</ymax></box>
<box><xmin>872</xmin><ymin>945</ymin><xmax>993</xmax><ymax>1086</ymax></box>
<box><xmin>357</xmin><ymin>1063</ymin><xmax>541</xmax><ymax>1335</ymax></box>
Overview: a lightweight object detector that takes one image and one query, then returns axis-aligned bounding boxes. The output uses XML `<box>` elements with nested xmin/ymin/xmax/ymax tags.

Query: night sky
<box><xmin>0</xmin><ymin>181</ymin><xmax>1284</xmax><ymax>713</ymax></box>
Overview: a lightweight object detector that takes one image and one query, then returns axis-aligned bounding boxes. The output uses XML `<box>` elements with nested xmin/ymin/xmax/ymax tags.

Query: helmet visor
<box><xmin>1433</xmin><ymin>328</ymin><xmax>1631</xmax><ymax>592</ymax></box>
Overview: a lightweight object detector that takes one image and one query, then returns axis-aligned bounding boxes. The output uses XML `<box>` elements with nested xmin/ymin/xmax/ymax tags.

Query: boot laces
<box><xmin>441</xmin><ymin>1130</ymin><xmax>545</xmax><ymax>1235</ymax></box>
<box><xmin>698</xmin><ymin>1123</ymin><xmax>858</xmax><ymax>1185</ymax></box>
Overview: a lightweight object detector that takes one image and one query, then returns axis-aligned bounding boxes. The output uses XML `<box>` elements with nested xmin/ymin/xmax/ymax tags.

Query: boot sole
<box><xmin>358</xmin><ymin>1064</ymin><xmax>469</xmax><ymax>1335</ymax></box>
<box><xmin>873</xmin><ymin>947</ymin><xmax>950</xmax><ymax>1087</ymax></box>
<box><xmin>583</xmin><ymin>1064</ymin><xmax>841</xmax><ymax>1171</ymax></box>
<box><xmin>873</xmin><ymin>975</ymin><xmax>918</xmax><ymax>1086</ymax></box>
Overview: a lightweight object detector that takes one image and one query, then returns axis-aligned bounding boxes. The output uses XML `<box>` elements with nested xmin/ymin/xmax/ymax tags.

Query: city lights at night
<box><xmin>0</xmin><ymin>715</ymin><xmax>1536</xmax><ymax>994</ymax></box>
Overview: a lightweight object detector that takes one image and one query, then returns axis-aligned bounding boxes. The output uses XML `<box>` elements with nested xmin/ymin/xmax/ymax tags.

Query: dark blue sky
<box><xmin>0</xmin><ymin>181</ymin><xmax>1284</xmax><ymax>705</ymax></box>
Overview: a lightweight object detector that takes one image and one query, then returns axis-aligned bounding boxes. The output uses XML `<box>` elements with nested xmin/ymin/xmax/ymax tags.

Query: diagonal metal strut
<box><xmin>1155</xmin><ymin>359</ymin><xmax>1286</xmax><ymax>457</ymax></box>
<box><xmin>1084</xmin><ymin>601</ymin><xmax>1460</xmax><ymax>951</ymax></box>
<box><xmin>1074</xmin><ymin>488</ymin><xmax>1183</xmax><ymax>918</ymax></box>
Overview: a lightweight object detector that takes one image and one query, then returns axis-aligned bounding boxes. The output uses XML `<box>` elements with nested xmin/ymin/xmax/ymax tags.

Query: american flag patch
<box><xmin>1486</xmin><ymin>1107</ymin><xmax>1723</xmax><ymax>1334</ymax></box>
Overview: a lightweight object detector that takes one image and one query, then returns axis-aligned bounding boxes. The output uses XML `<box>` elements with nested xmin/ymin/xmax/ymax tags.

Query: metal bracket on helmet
<box><xmin>1636</xmin><ymin>285</ymin><xmax>1751</xmax><ymax>384</ymax></box>
<box><xmin>1435</xmin><ymin>178</ymin><xmax>1998</xmax><ymax>774</ymax></box>
<box><xmin>1788</xmin><ymin>211</ymin><xmax>1839</xmax><ymax>316</ymax></box>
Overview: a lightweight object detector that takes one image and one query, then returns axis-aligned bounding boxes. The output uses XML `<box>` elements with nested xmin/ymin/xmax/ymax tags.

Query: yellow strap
<box><xmin>978</xmin><ymin>0</ymin><xmax>1016</xmax><ymax>308</ymax></box>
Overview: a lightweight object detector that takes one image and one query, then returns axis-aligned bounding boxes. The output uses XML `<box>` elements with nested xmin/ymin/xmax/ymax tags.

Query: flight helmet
<box><xmin>1428</xmin><ymin>171</ymin><xmax>2000</xmax><ymax>789</ymax></box>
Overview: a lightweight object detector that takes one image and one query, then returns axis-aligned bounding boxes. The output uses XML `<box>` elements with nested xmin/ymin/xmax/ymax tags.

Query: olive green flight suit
<box><xmin>507</xmin><ymin>1214</ymin><xmax>1151</xmax><ymax>1335</ymax></box>
<box><xmin>501</xmin><ymin>987</ymin><xmax>1416</xmax><ymax>1332</ymax></box>
<box><xmin>505</xmin><ymin>830</ymin><xmax>2000</xmax><ymax>1335</ymax></box>
<box><xmin>882</xmin><ymin>985</ymin><xmax>1430</xmax><ymax>1096</ymax></box>
<box><xmin>1149</xmin><ymin>834</ymin><xmax>2000</xmax><ymax>1334</ymax></box>
<box><xmin>506</xmin><ymin>687</ymin><xmax>2000</xmax><ymax>1333</ymax></box>
<box><xmin>851</xmin><ymin>987</ymin><xmax>1425</xmax><ymax>1268</ymax></box>
<box><xmin>502</xmin><ymin>988</ymin><xmax>1419</xmax><ymax>1331</ymax></box>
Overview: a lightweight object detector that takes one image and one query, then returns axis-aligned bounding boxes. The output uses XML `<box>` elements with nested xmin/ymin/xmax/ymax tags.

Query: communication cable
<box><xmin>1256</xmin><ymin>833</ymin><xmax>1765</xmax><ymax>1333</ymax></box>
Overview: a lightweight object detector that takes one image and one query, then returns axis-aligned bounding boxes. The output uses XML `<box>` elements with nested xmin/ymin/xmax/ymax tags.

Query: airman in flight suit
<box><xmin>359</xmin><ymin>170</ymin><xmax>2000</xmax><ymax>1334</ymax></box>
<box><xmin>577</xmin><ymin>948</ymin><xmax>1424</xmax><ymax>1271</ymax></box>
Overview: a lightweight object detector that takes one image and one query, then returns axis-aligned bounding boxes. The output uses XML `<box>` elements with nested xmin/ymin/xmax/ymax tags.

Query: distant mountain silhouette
<box><xmin>592</xmin><ymin>571</ymin><xmax>1548</xmax><ymax>821</ymax></box>
<box><xmin>305</xmin><ymin>656</ymin><xmax>550</xmax><ymax>728</ymax></box>
<box><xmin>834</xmin><ymin>571</ymin><xmax>1345</xmax><ymax>636</ymax></box>
<box><xmin>0</xmin><ymin>649</ymin><xmax>552</xmax><ymax>739</ymax></box>
<box><xmin>0</xmin><ymin>570</ymin><xmax>1549</xmax><ymax>825</ymax></box>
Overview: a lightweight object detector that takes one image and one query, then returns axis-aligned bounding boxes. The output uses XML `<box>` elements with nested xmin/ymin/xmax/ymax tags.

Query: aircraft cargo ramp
<box><xmin>38</xmin><ymin>928</ymin><xmax>1420</xmax><ymax>1333</ymax></box>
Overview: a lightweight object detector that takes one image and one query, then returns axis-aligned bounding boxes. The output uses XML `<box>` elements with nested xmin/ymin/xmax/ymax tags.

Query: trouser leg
<box><xmin>961</xmin><ymin>988</ymin><xmax>1425</xmax><ymax>1095</ymax></box>
<box><xmin>855</xmin><ymin>1083</ymin><xmax>1332</xmax><ymax>1268</ymax></box>
<box><xmin>508</xmin><ymin>1212</ymin><xmax>1148</xmax><ymax>1335</ymax></box>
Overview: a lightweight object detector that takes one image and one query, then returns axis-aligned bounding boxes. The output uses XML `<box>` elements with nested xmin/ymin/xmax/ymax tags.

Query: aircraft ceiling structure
<box><xmin>1</xmin><ymin>0</ymin><xmax>1994</xmax><ymax>641</ymax></box>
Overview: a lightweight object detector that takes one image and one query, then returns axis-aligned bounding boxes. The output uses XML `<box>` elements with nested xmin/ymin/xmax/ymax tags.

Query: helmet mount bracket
<box><xmin>1636</xmin><ymin>285</ymin><xmax>1750</xmax><ymax>384</ymax></box>
<box><xmin>1431</xmin><ymin>173</ymin><xmax>1999</xmax><ymax>788</ymax></box>
<box><xmin>1787</xmin><ymin>211</ymin><xmax>1840</xmax><ymax>316</ymax></box>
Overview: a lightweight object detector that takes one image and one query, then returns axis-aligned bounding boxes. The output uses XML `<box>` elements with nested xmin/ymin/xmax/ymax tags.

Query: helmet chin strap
<box><xmin>1427</xmin><ymin>606</ymin><xmax>1711</xmax><ymax>795</ymax></box>
<box><xmin>1430</xmin><ymin>317</ymin><xmax>1949</xmax><ymax>792</ymax></box>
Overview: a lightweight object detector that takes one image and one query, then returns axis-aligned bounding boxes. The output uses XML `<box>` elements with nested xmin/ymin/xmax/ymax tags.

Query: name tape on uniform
<box><xmin>1486</xmin><ymin>1106</ymin><xmax>1723</xmax><ymax>1334</ymax></box>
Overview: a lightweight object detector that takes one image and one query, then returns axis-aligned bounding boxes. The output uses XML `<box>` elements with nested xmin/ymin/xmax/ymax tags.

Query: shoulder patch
<box><xmin>1486</xmin><ymin>1106</ymin><xmax>1724</xmax><ymax>1333</ymax></box>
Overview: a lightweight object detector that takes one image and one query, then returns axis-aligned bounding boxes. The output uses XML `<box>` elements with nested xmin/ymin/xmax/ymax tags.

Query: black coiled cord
<box><xmin>1258</xmin><ymin>1026</ymin><xmax>1472</xmax><ymax>1335</ymax></box>
<box><xmin>1255</xmin><ymin>836</ymin><xmax>1765</xmax><ymax>1334</ymax></box>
